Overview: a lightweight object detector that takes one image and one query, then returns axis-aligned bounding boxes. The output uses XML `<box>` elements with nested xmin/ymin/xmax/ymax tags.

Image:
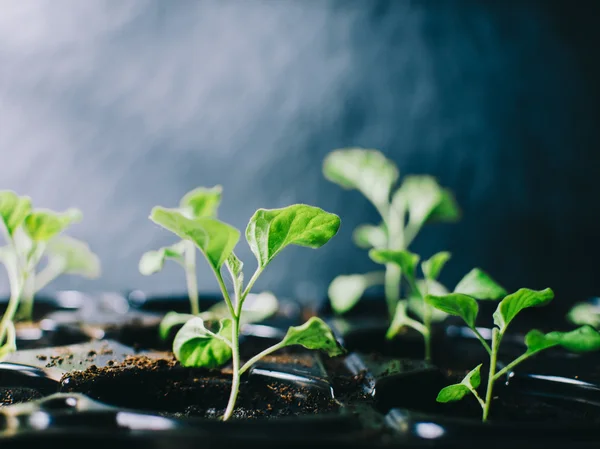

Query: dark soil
<box><xmin>0</xmin><ymin>387</ymin><xmax>43</xmax><ymax>406</ymax></box>
<box><xmin>59</xmin><ymin>354</ymin><xmax>339</xmax><ymax>419</ymax></box>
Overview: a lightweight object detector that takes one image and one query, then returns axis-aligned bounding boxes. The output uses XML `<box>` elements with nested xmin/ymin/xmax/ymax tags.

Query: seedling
<box><xmin>425</xmin><ymin>288</ymin><xmax>600</xmax><ymax>421</ymax></box>
<box><xmin>139</xmin><ymin>186</ymin><xmax>223</xmax><ymax>316</ymax></box>
<box><xmin>147</xmin><ymin>202</ymin><xmax>345</xmax><ymax>420</ymax></box>
<box><xmin>323</xmin><ymin>148</ymin><xmax>460</xmax><ymax>319</ymax></box>
<box><xmin>0</xmin><ymin>191</ymin><xmax>100</xmax><ymax>359</ymax></box>
<box><xmin>368</xmin><ymin>248</ymin><xmax>505</xmax><ymax>360</ymax></box>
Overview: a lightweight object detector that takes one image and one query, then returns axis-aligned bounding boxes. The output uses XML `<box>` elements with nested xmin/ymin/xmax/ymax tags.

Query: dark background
<box><xmin>1</xmin><ymin>0</ymin><xmax>599</xmax><ymax>315</ymax></box>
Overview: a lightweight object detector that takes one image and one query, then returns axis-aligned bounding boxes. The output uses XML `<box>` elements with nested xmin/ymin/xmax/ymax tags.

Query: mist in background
<box><xmin>1</xmin><ymin>0</ymin><xmax>599</xmax><ymax>311</ymax></box>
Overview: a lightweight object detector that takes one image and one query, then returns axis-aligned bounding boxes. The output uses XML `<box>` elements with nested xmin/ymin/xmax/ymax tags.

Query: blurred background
<box><xmin>1</xmin><ymin>0</ymin><xmax>599</xmax><ymax>314</ymax></box>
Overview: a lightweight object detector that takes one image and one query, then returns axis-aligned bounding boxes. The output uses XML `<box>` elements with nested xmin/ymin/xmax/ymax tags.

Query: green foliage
<box><xmin>425</xmin><ymin>293</ymin><xmax>479</xmax><ymax>329</ymax></box>
<box><xmin>278</xmin><ymin>317</ymin><xmax>345</xmax><ymax>357</ymax></box>
<box><xmin>369</xmin><ymin>249</ymin><xmax>420</xmax><ymax>279</ymax></box>
<box><xmin>23</xmin><ymin>209</ymin><xmax>82</xmax><ymax>242</ymax></box>
<box><xmin>173</xmin><ymin>317</ymin><xmax>233</xmax><ymax>368</ymax></box>
<box><xmin>179</xmin><ymin>185</ymin><xmax>222</xmax><ymax>218</ymax></box>
<box><xmin>454</xmin><ymin>268</ymin><xmax>507</xmax><ymax>300</ymax></box>
<box><xmin>139</xmin><ymin>241</ymin><xmax>187</xmax><ymax>275</ymax></box>
<box><xmin>0</xmin><ymin>191</ymin><xmax>32</xmax><ymax>237</ymax></box>
<box><xmin>493</xmin><ymin>288</ymin><xmax>554</xmax><ymax>333</ymax></box>
<box><xmin>328</xmin><ymin>272</ymin><xmax>385</xmax><ymax>315</ymax></box>
<box><xmin>421</xmin><ymin>252</ymin><xmax>451</xmax><ymax>281</ymax></box>
<box><xmin>436</xmin><ymin>364</ymin><xmax>482</xmax><ymax>403</ymax></box>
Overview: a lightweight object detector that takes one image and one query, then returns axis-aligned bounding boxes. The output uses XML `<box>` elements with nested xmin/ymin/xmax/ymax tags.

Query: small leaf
<box><xmin>454</xmin><ymin>268</ymin><xmax>506</xmax><ymax>300</ymax></box>
<box><xmin>369</xmin><ymin>249</ymin><xmax>420</xmax><ymax>279</ymax></box>
<box><xmin>138</xmin><ymin>241</ymin><xmax>187</xmax><ymax>275</ymax></box>
<box><xmin>225</xmin><ymin>252</ymin><xmax>244</xmax><ymax>288</ymax></box>
<box><xmin>0</xmin><ymin>191</ymin><xmax>32</xmax><ymax>236</ymax></box>
<box><xmin>208</xmin><ymin>291</ymin><xmax>278</xmax><ymax>325</ymax></box>
<box><xmin>391</xmin><ymin>176</ymin><xmax>444</xmax><ymax>229</ymax></box>
<box><xmin>179</xmin><ymin>185</ymin><xmax>222</xmax><ymax>218</ymax></box>
<box><xmin>386</xmin><ymin>300</ymin><xmax>410</xmax><ymax>339</ymax></box>
<box><xmin>246</xmin><ymin>204</ymin><xmax>340</xmax><ymax>269</ymax></box>
<box><xmin>323</xmin><ymin>148</ymin><xmax>399</xmax><ymax>210</ymax></box>
<box><xmin>45</xmin><ymin>235</ymin><xmax>101</xmax><ymax>278</ymax></box>
<box><xmin>428</xmin><ymin>189</ymin><xmax>460</xmax><ymax>223</ymax></box>
<box><xmin>436</xmin><ymin>384</ymin><xmax>470</xmax><ymax>403</ymax></box>
<box><xmin>159</xmin><ymin>311</ymin><xmax>195</xmax><ymax>340</ymax></box>
<box><xmin>424</xmin><ymin>293</ymin><xmax>478</xmax><ymax>328</ymax></box>
<box><xmin>24</xmin><ymin>208</ymin><xmax>82</xmax><ymax>242</ymax></box>
<box><xmin>150</xmin><ymin>207</ymin><xmax>240</xmax><ymax>271</ymax></box>
<box><xmin>493</xmin><ymin>288</ymin><xmax>554</xmax><ymax>333</ymax></box>
<box><xmin>436</xmin><ymin>364</ymin><xmax>482</xmax><ymax>403</ymax></box>
<box><xmin>408</xmin><ymin>279</ymin><xmax>449</xmax><ymax>322</ymax></box>
<box><xmin>173</xmin><ymin>317</ymin><xmax>232</xmax><ymax>368</ymax></box>
<box><xmin>422</xmin><ymin>252</ymin><xmax>451</xmax><ymax>280</ymax></box>
<box><xmin>352</xmin><ymin>224</ymin><xmax>387</xmax><ymax>249</ymax></box>
<box><xmin>328</xmin><ymin>272</ymin><xmax>385</xmax><ymax>314</ymax></box>
<box><xmin>526</xmin><ymin>325</ymin><xmax>600</xmax><ymax>353</ymax></box>
<box><xmin>280</xmin><ymin>317</ymin><xmax>345</xmax><ymax>357</ymax></box>
<box><xmin>567</xmin><ymin>302</ymin><xmax>600</xmax><ymax>328</ymax></box>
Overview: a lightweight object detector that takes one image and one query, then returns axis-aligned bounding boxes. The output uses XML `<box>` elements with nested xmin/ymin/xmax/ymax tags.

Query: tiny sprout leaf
<box><xmin>139</xmin><ymin>241</ymin><xmax>187</xmax><ymax>275</ymax></box>
<box><xmin>428</xmin><ymin>189</ymin><xmax>461</xmax><ymax>223</ymax></box>
<box><xmin>245</xmin><ymin>204</ymin><xmax>340</xmax><ymax>269</ymax></box>
<box><xmin>369</xmin><ymin>249</ymin><xmax>420</xmax><ymax>279</ymax></box>
<box><xmin>454</xmin><ymin>268</ymin><xmax>507</xmax><ymax>300</ymax></box>
<box><xmin>436</xmin><ymin>384</ymin><xmax>470</xmax><ymax>403</ymax></box>
<box><xmin>280</xmin><ymin>317</ymin><xmax>345</xmax><ymax>357</ymax></box>
<box><xmin>392</xmin><ymin>176</ymin><xmax>444</xmax><ymax>228</ymax></box>
<box><xmin>45</xmin><ymin>235</ymin><xmax>101</xmax><ymax>278</ymax></box>
<box><xmin>525</xmin><ymin>325</ymin><xmax>600</xmax><ymax>353</ymax></box>
<box><xmin>352</xmin><ymin>224</ymin><xmax>387</xmax><ymax>249</ymax></box>
<box><xmin>436</xmin><ymin>364</ymin><xmax>482</xmax><ymax>403</ymax></box>
<box><xmin>422</xmin><ymin>252</ymin><xmax>451</xmax><ymax>280</ymax></box>
<box><xmin>408</xmin><ymin>279</ymin><xmax>449</xmax><ymax>322</ymax></box>
<box><xmin>150</xmin><ymin>207</ymin><xmax>240</xmax><ymax>271</ymax></box>
<box><xmin>159</xmin><ymin>311</ymin><xmax>195</xmax><ymax>340</ymax></box>
<box><xmin>568</xmin><ymin>302</ymin><xmax>600</xmax><ymax>328</ymax></box>
<box><xmin>179</xmin><ymin>185</ymin><xmax>222</xmax><ymax>218</ymax></box>
<box><xmin>493</xmin><ymin>288</ymin><xmax>554</xmax><ymax>333</ymax></box>
<box><xmin>328</xmin><ymin>272</ymin><xmax>385</xmax><ymax>315</ymax></box>
<box><xmin>24</xmin><ymin>208</ymin><xmax>82</xmax><ymax>242</ymax></box>
<box><xmin>425</xmin><ymin>293</ymin><xmax>479</xmax><ymax>329</ymax></box>
<box><xmin>225</xmin><ymin>252</ymin><xmax>244</xmax><ymax>288</ymax></box>
<box><xmin>208</xmin><ymin>291</ymin><xmax>278</xmax><ymax>326</ymax></box>
<box><xmin>386</xmin><ymin>301</ymin><xmax>410</xmax><ymax>339</ymax></box>
<box><xmin>0</xmin><ymin>191</ymin><xmax>32</xmax><ymax>236</ymax></box>
<box><xmin>173</xmin><ymin>317</ymin><xmax>232</xmax><ymax>368</ymax></box>
<box><xmin>323</xmin><ymin>148</ymin><xmax>399</xmax><ymax>210</ymax></box>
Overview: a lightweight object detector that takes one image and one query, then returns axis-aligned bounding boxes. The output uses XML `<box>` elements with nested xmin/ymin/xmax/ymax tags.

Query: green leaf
<box><xmin>208</xmin><ymin>291</ymin><xmax>278</xmax><ymax>325</ymax></box>
<box><xmin>328</xmin><ymin>272</ymin><xmax>385</xmax><ymax>314</ymax></box>
<box><xmin>159</xmin><ymin>311</ymin><xmax>195</xmax><ymax>340</ymax></box>
<box><xmin>280</xmin><ymin>317</ymin><xmax>345</xmax><ymax>357</ymax></box>
<box><xmin>436</xmin><ymin>364</ymin><xmax>482</xmax><ymax>403</ymax></box>
<box><xmin>225</xmin><ymin>252</ymin><xmax>244</xmax><ymax>288</ymax></box>
<box><xmin>0</xmin><ymin>191</ymin><xmax>32</xmax><ymax>237</ymax></box>
<box><xmin>323</xmin><ymin>148</ymin><xmax>398</xmax><ymax>210</ymax></box>
<box><xmin>369</xmin><ymin>249</ymin><xmax>420</xmax><ymax>279</ymax></box>
<box><xmin>386</xmin><ymin>300</ymin><xmax>410</xmax><ymax>339</ymax></box>
<box><xmin>393</xmin><ymin>176</ymin><xmax>444</xmax><ymax>227</ymax></box>
<box><xmin>150</xmin><ymin>207</ymin><xmax>240</xmax><ymax>271</ymax></box>
<box><xmin>428</xmin><ymin>189</ymin><xmax>460</xmax><ymax>223</ymax></box>
<box><xmin>493</xmin><ymin>288</ymin><xmax>554</xmax><ymax>333</ymax></box>
<box><xmin>525</xmin><ymin>325</ymin><xmax>600</xmax><ymax>353</ymax></box>
<box><xmin>454</xmin><ymin>268</ymin><xmax>506</xmax><ymax>300</ymax></box>
<box><xmin>138</xmin><ymin>241</ymin><xmax>187</xmax><ymax>275</ymax></box>
<box><xmin>45</xmin><ymin>235</ymin><xmax>101</xmax><ymax>278</ymax></box>
<box><xmin>173</xmin><ymin>317</ymin><xmax>232</xmax><ymax>368</ymax></box>
<box><xmin>422</xmin><ymin>251</ymin><xmax>451</xmax><ymax>280</ymax></box>
<box><xmin>408</xmin><ymin>279</ymin><xmax>449</xmax><ymax>322</ymax></box>
<box><xmin>246</xmin><ymin>204</ymin><xmax>340</xmax><ymax>269</ymax></box>
<box><xmin>179</xmin><ymin>185</ymin><xmax>222</xmax><ymax>218</ymax></box>
<box><xmin>24</xmin><ymin>208</ymin><xmax>82</xmax><ymax>242</ymax></box>
<box><xmin>352</xmin><ymin>224</ymin><xmax>387</xmax><ymax>249</ymax></box>
<box><xmin>567</xmin><ymin>303</ymin><xmax>600</xmax><ymax>328</ymax></box>
<box><xmin>424</xmin><ymin>293</ymin><xmax>479</xmax><ymax>328</ymax></box>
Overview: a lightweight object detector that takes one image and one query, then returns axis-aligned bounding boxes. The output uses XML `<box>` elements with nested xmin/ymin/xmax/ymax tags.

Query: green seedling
<box><xmin>139</xmin><ymin>186</ymin><xmax>223</xmax><ymax>316</ymax></box>
<box><xmin>147</xmin><ymin>202</ymin><xmax>345</xmax><ymax>420</ymax></box>
<box><xmin>323</xmin><ymin>148</ymin><xmax>460</xmax><ymax>319</ymax></box>
<box><xmin>0</xmin><ymin>191</ymin><xmax>100</xmax><ymax>359</ymax></box>
<box><xmin>368</xmin><ymin>248</ymin><xmax>505</xmax><ymax>360</ymax></box>
<box><xmin>426</xmin><ymin>288</ymin><xmax>600</xmax><ymax>421</ymax></box>
<box><xmin>567</xmin><ymin>302</ymin><xmax>600</xmax><ymax>329</ymax></box>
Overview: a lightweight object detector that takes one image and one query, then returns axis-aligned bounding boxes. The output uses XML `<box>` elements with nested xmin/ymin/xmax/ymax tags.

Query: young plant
<box><xmin>425</xmin><ymin>288</ymin><xmax>600</xmax><ymax>421</ymax></box>
<box><xmin>0</xmin><ymin>191</ymin><xmax>100</xmax><ymax>359</ymax></box>
<box><xmin>139</xmin><ymin>186</ymin><xmax>222</xmax><ymax>316</ymax></box>
<box><xmin>323</xmin><ymin>148</ymin><xmax>460</xmax><ymax>318</ymax></box>
<box><xmin>368</xmin><ymin>248</ymin><xmax>505</xmax><ymax>360</ymax></box>
<box><xmin>147</xmin><ymin>203</ymin><xmax>345</xmax><ymax>420</ymax></box>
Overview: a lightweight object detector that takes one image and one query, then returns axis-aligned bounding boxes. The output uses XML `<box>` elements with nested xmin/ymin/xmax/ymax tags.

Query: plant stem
<box><xmin>384</xmin><ymin>263</ymin><xmax>401</xmax><ymax>319</ymax></box>
<box><xmin>472</xmin><ymin>328</ymin><xmax>492</xmax><ymax>356</ymax></box>
<box><xmin>482</xmin><ymin>328</ymin><xmax>500</xmax><ymax>422</ymax></box>
<box><xmin>0</xmin><ymin>269</ymin><xmax>23</xmax><ymax>345</ymax></box>
<box><xmin>239</xmin><ymin>341</ymin><xmax>285</xmax><ymax>376</ymax></box>
<box><xmin>223</xmin><ymin>316</ymin><xmax>241</xmax><ymax>421</ymax></box>
<box><xmin>423</xmin><ymin>303</ymin><xmax>432</xmax><ymax>361</ymax></box>
<box><xmin>33</xmin><ymin>259</ymin><xmax>64</xmax><ymax>292</ymax></box>
<box><xmin>15</xmin><ymin>273</ymin><xmax>34</xmax><ymax>322</ymax></box>
<box><xmin>493</xmin><ymin>350</ymin><xmax>538</xmax><ymax>382</ymax></box>
<box><xmin>184</xmin><ymin>242</ymin><xmax>199</xmax><ymax>315</ymax></box>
